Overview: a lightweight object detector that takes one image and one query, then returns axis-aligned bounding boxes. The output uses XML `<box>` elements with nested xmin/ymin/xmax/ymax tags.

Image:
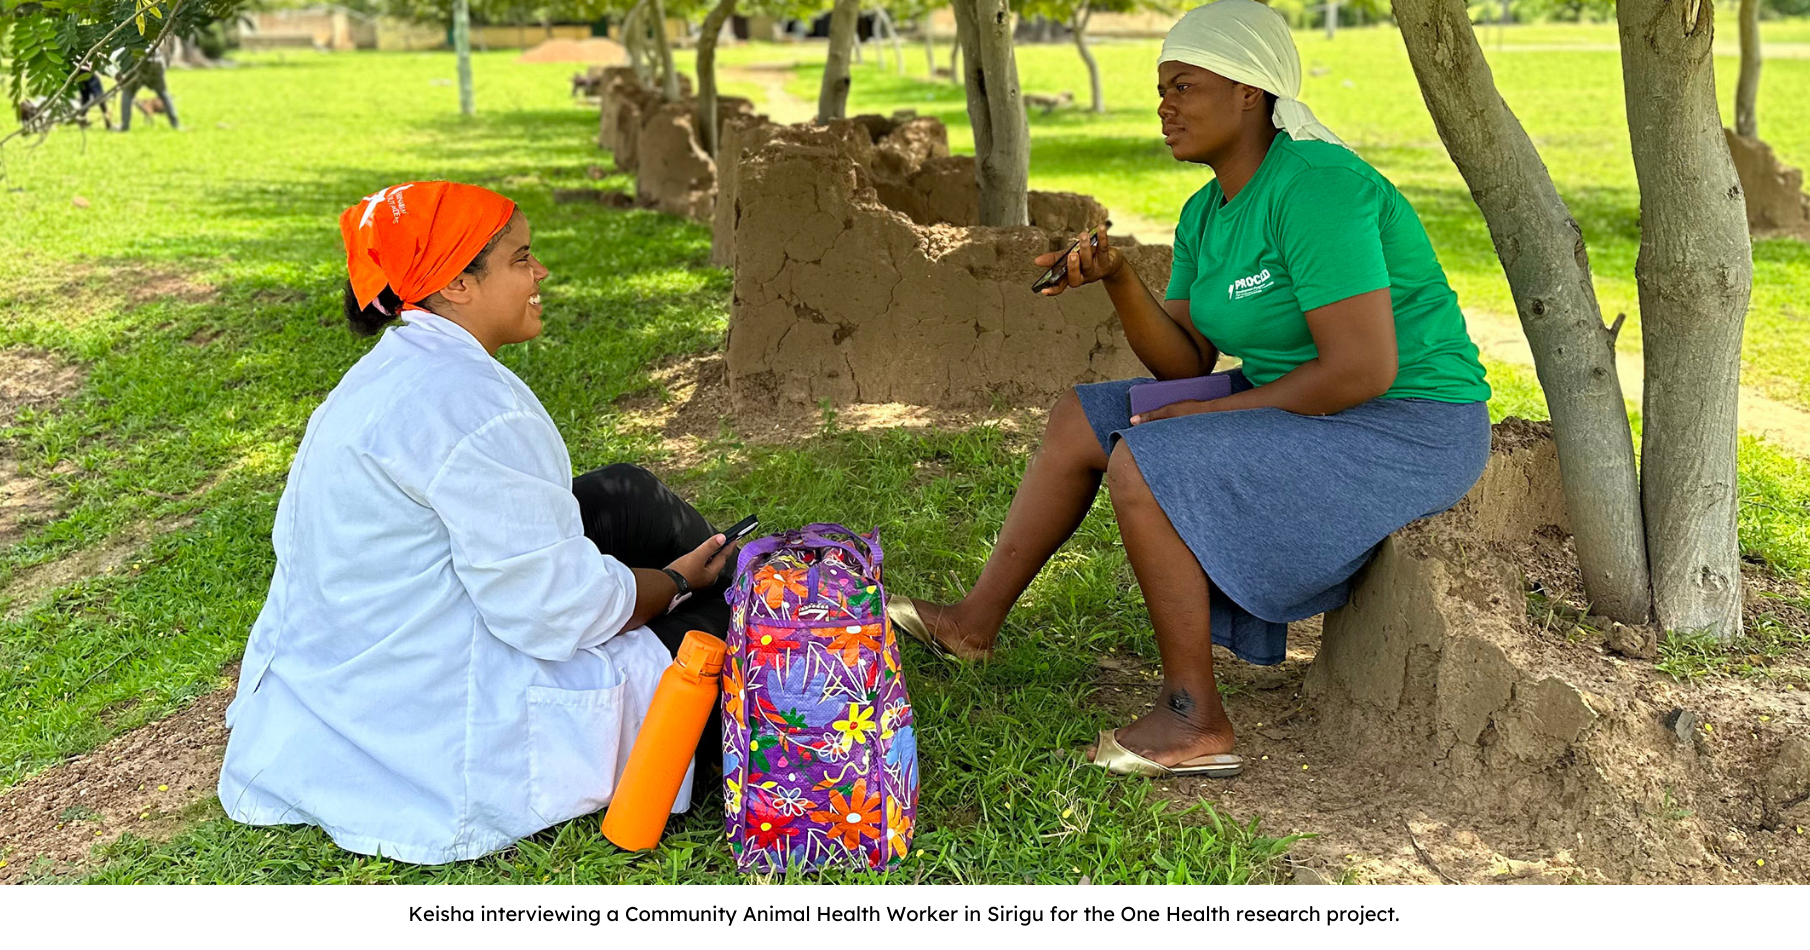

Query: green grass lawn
<box><xmin>2</xmin><ymin>26</ymin><xmax>1808</xmax><ymax>883</ymax></box>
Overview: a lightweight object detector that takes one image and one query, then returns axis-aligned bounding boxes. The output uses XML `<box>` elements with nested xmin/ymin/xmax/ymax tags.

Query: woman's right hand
<box><xmin>1036</xmin><ymin>225</ymin><xmax>1126</xmax><ymax>296</ymax></box>
<box><xmin>667</xmin><ymin>534</ymin><xmax>736</xmax><ymax>591</ymax></box>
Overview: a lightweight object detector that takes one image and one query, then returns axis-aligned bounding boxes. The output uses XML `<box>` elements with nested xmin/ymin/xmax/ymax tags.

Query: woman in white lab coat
<box><xmin>217</xmin><ymin>181</ymin><xmax>734</xmax><ymax>864</ymax></box>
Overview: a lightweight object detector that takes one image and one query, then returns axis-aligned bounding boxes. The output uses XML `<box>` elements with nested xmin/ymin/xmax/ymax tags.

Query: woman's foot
<box><xmin>1086</xmin><ymin>687</ymin><xmax>1236</xmax><ymax>768</ymax></box>
<box><xmin>891</xmin><ymin>596</ymin><xmax>999</xmax><ymax>662</ymax></box>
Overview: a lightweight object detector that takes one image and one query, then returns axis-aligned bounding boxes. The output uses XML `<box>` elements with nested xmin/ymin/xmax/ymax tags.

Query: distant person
<box><xmin>115</xmin><ymin>45</ymin><xmax>179</xmax><ymax>131</ymax></box>
<box><xmin>886</xmin><ymin>0</ymin><xmax>1491</xmax><ymax>779</ymax></box>
<box><xmin>75</xmin><ymin>57</ymin><xmax>114</xmax><ymax>131</ymax></box>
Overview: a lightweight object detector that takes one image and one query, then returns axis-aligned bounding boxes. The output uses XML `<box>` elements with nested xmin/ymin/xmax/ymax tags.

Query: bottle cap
<box><xmin>676</xmin><ymin>630</ymin><xmax>726</xmax><ymax>677</ymax></box>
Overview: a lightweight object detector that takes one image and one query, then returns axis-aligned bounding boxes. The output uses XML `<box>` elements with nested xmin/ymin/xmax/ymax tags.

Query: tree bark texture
<box><xmin>1392</xmin><ymin>0</ymin><xmax>1652</xmax><ymax>623</ymax></box>
<box><xmin>953</xmin><ymin>0</ymin><xmax>1030</xmax><ymax>226</ymax></box>
<box><xmin>696</xmin><ymin>0</ymin><xmax>739</xmax><ymax>157</ymax></box>
<box><xmin>651</xmin><ymin>0</ymin><xmax>681</xmax><ymax>103</ymax></box>
<box><xmin>1618</xmin><ymin>0</ymin><xmax>1751</xmax><ymax>640</ymax></box>
<box><xmin>819</xmin><ymin>0</ymin><xmax>860</xmax><ymax>121</ymax></box>
<box><xmin>876</xmin><ymin>8</ymin><xmax>905</xmax><ymax>74</ymax></box>
<box><xmin>1736</xmin><ymin>0</ymin><xmax>1760</xmax><ymax>138</ymax></box>
<box><xmin>1072</xmin><ymin>5</ymin><xmax>1102</xmax><ymax>114</ymax></box>
<box><xmin>453</xmin><ymin>0</ymin><xmax>475</xmax><ymax>116</ymax></box>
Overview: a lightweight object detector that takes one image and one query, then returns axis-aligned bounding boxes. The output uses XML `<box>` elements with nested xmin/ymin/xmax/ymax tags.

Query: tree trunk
<box><xmin>877</xmin><ymin>8</ymin><xmax>904</xmax><ymax>75</ymax></box>
<box><xmin>453</xmin><ymin>0</ymin><xmax>474</xmax><ymax>116</ymax></box>
<box><xmin>924</xmin><ymin>21</ymin><xmax>936</xmax><ymax>77</ymax></box>
<box><xmin>1072</xmin><ymin>5</ymin><xmax>1101</xmax><ymax>114</ymax></box>
<box><xmin>1391</xmin><ymin>0</ymin><xmax>1651</xmax><ymax>623</ymax></box>
<box><xmin>696</xmin><ymin>0</ymin><xmax>738</xmax><ymax>158</ymax></box>
<box><xmin>651</xmin><ymin>0</ymin><xmax>681</xmax><ymax>102</ymax></box>
<box><xmin>1736</xmin><ymin>0</ymin><xmax>1760</xmax><ymax>138</ymax></box>
<box><xmin>1327</xmin><ymin>0</ymin><xmax>1340</xmax><ymax>39</ymax></box>
<box><xmin>949</xmin><ymin>34</ymin><xmax>962</xmax><ymax>84</ymax></box>
<box><xmin>819</xmin><ymin>0</ymin><xmax>860</xmax><ymax>121</ymax></box>
<box><xmin>953</xmin><ymin>0</ymin><xmax>1030</xmax><ymax>226</ymax></box>
<box><xmin>624</xmin><ymin>1</ymin><xmax>650</xmax><ymax>87</ymax></box>
<box><xmin>1618</xmin><ymin>0</ymin><xmax>1751</xmax><ymax>640</ymax></box>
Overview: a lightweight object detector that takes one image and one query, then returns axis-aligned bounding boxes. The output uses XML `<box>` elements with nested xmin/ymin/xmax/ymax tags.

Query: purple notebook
<box><xmin>1127</xmin><ymin>372</ymin><xmax>1235</xmax><ymax>417</ymax></box>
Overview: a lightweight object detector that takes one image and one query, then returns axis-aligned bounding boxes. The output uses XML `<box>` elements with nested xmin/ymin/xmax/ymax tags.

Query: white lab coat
<box><xmin>218</xmin><ymin>309</ymin><xmax>689</xmax><ymax>865</ymax></box>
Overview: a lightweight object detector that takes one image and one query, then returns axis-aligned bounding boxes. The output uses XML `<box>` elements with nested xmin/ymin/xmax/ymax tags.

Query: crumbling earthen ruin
<box><xmin>726</xmin><ymin>135</ymin><xmax>1166</xmax><ymax>411</ymax></box>
<box><xmin>1306</xmin><ymin>419</ymin><xmax>1810</xmax><ymax>881</ymax></box>
<box><xmin>633</xmin><ymin>97</ymin><xmax>755</xmax><ymax>220</ymax></box>
<box><xmin>1725</xmin><ymin>129</ymin><xmax>1810</xmax><ymax>240</ymax></box>
<box><xmin>713</xmin><ymin>113</ymin><xmax>1107</xmax><ymax>269</ymax></box>
<box><xmin>596</xmin><ymin>68</ymin><xmax>693</xmax><ymax>170</ymax></box>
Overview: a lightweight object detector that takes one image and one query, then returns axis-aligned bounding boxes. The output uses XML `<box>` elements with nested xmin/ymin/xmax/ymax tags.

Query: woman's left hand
<box><xmin>1130</xmin><ymin>399</ymin><xmax>1215</xmax><ymax>425</ymax></box>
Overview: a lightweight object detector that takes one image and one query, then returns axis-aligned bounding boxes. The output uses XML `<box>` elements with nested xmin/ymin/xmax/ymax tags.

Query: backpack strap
<box><xmin>796</xmin><ymin>523</ymin><xmax>883</xmax><ymax>577</ymax></box>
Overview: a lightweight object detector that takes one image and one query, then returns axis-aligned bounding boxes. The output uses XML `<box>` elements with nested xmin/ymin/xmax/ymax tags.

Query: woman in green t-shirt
<box><xmin>891</xmin><ymin>0</ymin><xmax>1493</xmax><ymax>777</ymax></box>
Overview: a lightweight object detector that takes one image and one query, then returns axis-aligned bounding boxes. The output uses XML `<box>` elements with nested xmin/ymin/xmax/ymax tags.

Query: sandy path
<box><xmin>1464</xmin><ymin>308</ymin><xmax>1810</xmax><ymax>458</ymax></box>
<box><xmin>721</xmin><ymin>64</ymin><xmax>815</xmax><ymax>125</ymax></box>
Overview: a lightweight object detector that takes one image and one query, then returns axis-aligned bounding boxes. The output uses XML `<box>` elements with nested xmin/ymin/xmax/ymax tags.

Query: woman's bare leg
<box><xmin>1091</xmin><ymin>439</ymin><xmax>1234</xmax><ymax>764</ymax></box>
<box><xmin>910</xmin><ymin>388</ymin><xmax>1109</xmax><ymax>658</ymax></box>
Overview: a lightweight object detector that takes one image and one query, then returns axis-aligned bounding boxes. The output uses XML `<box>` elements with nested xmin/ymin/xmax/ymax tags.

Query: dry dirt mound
<box><xmin>1134</xmin><ymin>419</ymin><xmax>1810</xmax><ymax>884</ymax></box>
<box><xmin>517</xmin><ymin>37</ymin><xmax>628</xmax><ymax>65</ymax></box>
<box><xmin>0</xmin><ymin>677</ymin><xmax>233</xmax><ymax>883</ymax></box>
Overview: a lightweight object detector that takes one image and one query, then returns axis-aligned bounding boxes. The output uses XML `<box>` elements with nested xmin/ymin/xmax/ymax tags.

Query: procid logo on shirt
<box><xmin>1228</xmin><ymin>268</ymin><xmax>1274</xmax><ymax>301</ymax></box>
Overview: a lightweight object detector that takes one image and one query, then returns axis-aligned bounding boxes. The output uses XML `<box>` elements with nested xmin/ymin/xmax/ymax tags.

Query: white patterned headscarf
<box><xmin>1159</xmin><ymin>0</ymin><xmax>1348</xmax><ymax>149</ymax></box>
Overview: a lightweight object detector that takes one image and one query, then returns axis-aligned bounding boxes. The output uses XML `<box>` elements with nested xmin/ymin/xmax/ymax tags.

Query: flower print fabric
<box><xmin>722</xmin><ymin>525</ymin><xmax>917</xmax><ymax>872</ymax></box>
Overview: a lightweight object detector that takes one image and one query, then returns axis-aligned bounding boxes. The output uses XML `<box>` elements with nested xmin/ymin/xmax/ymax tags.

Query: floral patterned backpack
<box><xmin>721</xmin><ymin>524</ymin><xmax>917</xmax><ymax>872</ymax></box>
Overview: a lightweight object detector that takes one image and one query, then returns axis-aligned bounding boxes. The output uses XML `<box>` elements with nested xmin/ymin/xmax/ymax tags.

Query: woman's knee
<box><xmin>1106</xmin><ymin>440</ymin><xmax>1154</xmax><ymax>503</ymax></box>
<box><xmin>1045</xmin><ymin>388</ymin><xmax>1108</xmax><ymax>470</ymax></box>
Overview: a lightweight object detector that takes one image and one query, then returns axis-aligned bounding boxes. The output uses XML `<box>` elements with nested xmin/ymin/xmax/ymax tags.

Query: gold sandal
<box><xmin>886</xmin><ymin>595</ymin><xmax>963</xmax><ymax>661</ymax></box>
<box><xmin>1088</xmin><ymin>728</ymin><xmax>1243</xmax><ymax>778</ymax></box>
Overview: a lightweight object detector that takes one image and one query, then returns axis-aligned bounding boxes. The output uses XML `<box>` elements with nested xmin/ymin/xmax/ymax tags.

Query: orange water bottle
<box><xmin>601</xmin><ymin>630</ymin><xmax>726</xmax><ymax>851</ymax></box>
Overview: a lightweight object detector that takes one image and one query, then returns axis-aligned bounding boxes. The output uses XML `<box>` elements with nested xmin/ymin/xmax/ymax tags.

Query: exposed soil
<box><xmin>615</xmin><ymin>351</ymin><xmax>1048</xmax><ymax>472</ymax></box>
<box><xmin>0</xmin><ymin>348</ymin><xmax>85</xmax><ymax>547</ymax></box>
<box><xmin>516</xmin><ymin>37</ymin><xmax>628</xmax><ymax>66</ymax></box>
<box><xmin>0</xmin><ymin>674</ymin><xmax>235</xmax><ymax>884</ymax></box>
<box><xmin>1089</xmin><ymin>422</ymin><xmax>1810</xmax><ymax>885</ymax></box>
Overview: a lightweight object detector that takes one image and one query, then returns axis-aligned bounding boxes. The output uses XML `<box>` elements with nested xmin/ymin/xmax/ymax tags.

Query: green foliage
<box><xmin>2</xmin><ymin>0</ymin><xmax>246</xmax><ymax>130</ymax></box>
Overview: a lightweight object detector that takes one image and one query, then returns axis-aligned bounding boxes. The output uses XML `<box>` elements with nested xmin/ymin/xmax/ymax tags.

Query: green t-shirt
<box><xmin>1165</xmin><ymin>135</ymin><xmax>1491</xmax><ymax>404</ymax></box>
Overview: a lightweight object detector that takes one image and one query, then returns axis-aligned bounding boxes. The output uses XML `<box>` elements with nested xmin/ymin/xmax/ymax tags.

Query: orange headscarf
<box><xmin>339</xmin><ymin>181</ymin><xmax>517</xmax><ymax>312</ymax></box>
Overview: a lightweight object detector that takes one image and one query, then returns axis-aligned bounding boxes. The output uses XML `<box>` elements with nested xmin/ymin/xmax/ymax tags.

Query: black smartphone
<box><xmin>713</xmin><ymin>515</ymin><xmax>760</xmax><ymax>558</ymax></box>
<box><xmin>1032</xmin><ymin>230</ymin><xmax>1101</xmax><ymax>294</ymax></box>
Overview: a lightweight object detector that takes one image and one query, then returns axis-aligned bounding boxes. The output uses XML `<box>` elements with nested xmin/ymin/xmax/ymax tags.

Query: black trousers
<box><xmin>571</xmin><ymin>463</ymin><xmax>728</xmax><ymax>782</ymax></box>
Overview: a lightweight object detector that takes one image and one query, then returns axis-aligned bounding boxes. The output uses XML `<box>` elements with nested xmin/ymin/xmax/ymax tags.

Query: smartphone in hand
<box><xmin>1032</xmin><ymin>230</ymin><xmax>1102</xmax><ymax>294</ymax></box>
<box><xmin>713</xmin><ymin>515</ymin><xmax>760</xmax><ymax>559</ymax></box>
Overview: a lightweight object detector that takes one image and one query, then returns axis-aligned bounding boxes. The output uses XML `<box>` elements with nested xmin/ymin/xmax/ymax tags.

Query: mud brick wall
<box><xmin>726</xmin><ymin>138</ymin><xmax>1171</xmax><ymax>410</ymax></box>
<box><xmin>712</xmin><ymin>113</ymin><xmax>949</xmax><ymax>267</ymax></box>
<box><xmin>714</xmin><ymin>114</ymin><xmax>1109</xmax><ymax>269</ymax></box>
<box><xmin>634</xmin><ymin>97</ymin><xmax>755</xmax><ymax>221</ymax></box>
<box><xmin>1726</xmin><ymin>129</ymin><xmax>1810</xmax><ymax>239</ymax></box>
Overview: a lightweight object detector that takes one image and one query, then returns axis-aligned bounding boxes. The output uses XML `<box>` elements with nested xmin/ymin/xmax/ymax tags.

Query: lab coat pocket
<box><xmin>526</xmin><ymin>683</ymin><xmax>627</xmax><ymax>824</ymax></box>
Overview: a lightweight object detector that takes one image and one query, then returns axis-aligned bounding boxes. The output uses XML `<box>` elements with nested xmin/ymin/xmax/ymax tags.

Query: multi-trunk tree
<box><xmin>1391</xmin><ymin>0</ymin><xmax>1752</xmax><ymax>639</ymax></box>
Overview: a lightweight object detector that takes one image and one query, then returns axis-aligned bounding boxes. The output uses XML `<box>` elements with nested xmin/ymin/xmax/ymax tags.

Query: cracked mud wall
<box><xmin>726</xmin><ymin>138</ymin><xmax>1169</xmax><ymax>411</ymax></box>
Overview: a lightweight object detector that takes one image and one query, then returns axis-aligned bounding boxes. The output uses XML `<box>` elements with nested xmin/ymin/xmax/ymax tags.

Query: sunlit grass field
<box><xmin>0</xmin><ymin>21</ymin><xmax>1806</xmax><ymax>883</ymax></box>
